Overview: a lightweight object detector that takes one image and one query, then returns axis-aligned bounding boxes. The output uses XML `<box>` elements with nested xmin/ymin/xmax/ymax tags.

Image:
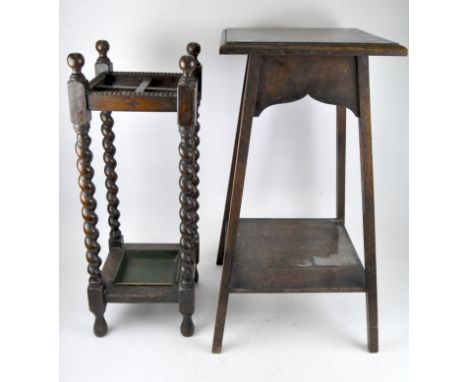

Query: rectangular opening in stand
<box><xmin>87</xmin><ymin>72</ymin><xmax>180</xmax><ymax>112</ymax></box>
<box><xmin>89</xmin><ymin>72</ymin><xmax>181</xmax><ymax>93</ymax></box>
<box><xmin>112</xmin><ymin>245</ymin><xmax>180</xmax><ymax>286</ymax></box>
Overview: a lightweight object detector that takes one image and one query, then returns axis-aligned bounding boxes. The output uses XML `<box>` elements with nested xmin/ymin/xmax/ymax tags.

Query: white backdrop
<box><xmin>60</xmin><ymin>0</ymin><xmax>408</xmax><ymax>381</ymax></box>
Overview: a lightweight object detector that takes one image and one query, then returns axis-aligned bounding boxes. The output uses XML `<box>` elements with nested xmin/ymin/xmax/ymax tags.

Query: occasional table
<box><xmin>66</xmin><ymin>40</ymin><xmax>202</xmax><ymax>337</ymax></box>
<box><xmin>213</xmin><ymin>28</ymin><xmax>407</xmax><ymax>353</ymax></box>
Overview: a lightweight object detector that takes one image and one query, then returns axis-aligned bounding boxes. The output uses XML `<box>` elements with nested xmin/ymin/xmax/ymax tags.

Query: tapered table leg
<box><xmin>216</xmin><ymin>59</ymin><xmax>250</xmax><ymax>266</ymax></box>
<box><xmin>212</xmin><ymin>55</ymin><xmax>262</xmax><ymax>353</ymax></box>
<box><xmin>336</xmin><ymin>106</ymin><xmax>346</xmax><ymax>221</ymax></box>
<box><xmin>357</xmin><ymin>56</ymin><xmax>378</xmax><ymax>353</ymax></box>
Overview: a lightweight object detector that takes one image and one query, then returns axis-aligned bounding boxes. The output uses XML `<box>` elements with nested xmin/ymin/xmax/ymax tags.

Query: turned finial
<box><xmin>186</xmin><ymin>42</ymin><xmax>201</xmax><ymax>58</ymax></box>
<box><xmin>67</xmin><ymin>53</ymin><xmax>85</xmax><ymax>73</ymax></box>
<box><xmin>179</xmin><ymin>55</ymin><xmax>196</xmax><ymax>76</ymax></box>
<box><xmin>95</xmin><ymin>40</ymin><xmax>113</xmax><ymax>75</ymax></box>
<box><xmin>96</xmin><ymin>40</ymin><xmax>110</xmax><ymax>62</ymax></box>
<box><xmin>67</xmin><ymin>53</ymin><xmax>88</xmax><ymax>82</ymax></box>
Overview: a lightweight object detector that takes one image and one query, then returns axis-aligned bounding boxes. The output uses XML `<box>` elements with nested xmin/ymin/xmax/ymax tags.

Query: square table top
<box><xmin>220</xmin><ymin>28</ymin><xmax>408</xmax><ymax>56</ymax></box>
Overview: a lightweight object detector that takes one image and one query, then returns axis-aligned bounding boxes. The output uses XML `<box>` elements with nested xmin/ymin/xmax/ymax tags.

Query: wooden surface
<box><xmin>66</xmin><ymin>41</ymin><xmax>202</xmax><ymax>336</ymax></box>
<box><xmin>112</xmin><ymin>248</ymin><xmax>180</xmax><ymax>286</ymax></box>
<box><xmin>102</xmin><ymin>244</ymin><xmax>180</xmax><ymax>303</ymax></box>
<box><xmin>229</xmin><ymin>219</ymin><xmax>365</xmax><ymax>293</ymax></box>
<box><xmin>88</xmin><ymin>72</ymin><xmax>179</xmax><ymax>112</ymax></box>
<box><xmin>220</xmin><ymin>28</ymin><xmax>408</xmax><ymax>56</ymax></box>
<box><xmin>216</xmin><ymin>60</ymin><xmax>250</xmax><ymax>266</ymax></box>
<box><xmin>255</xmin><ymin>55</ymin><xmax>359</xmax><ymax>116</ymax></box>
<box><xmin>336</xmin><ymin>106</ymin><xmax>347</xmax><ymax>221</ymax></box>
<box><xmin>212</xmin><ymin>55</ymin><xmax>263</xmax><ymax>353</ymax></box>
<box><xmin>357</xmin><ymin>55</ymin><xmax>379</xmax><ymax>352</ymax></box>
<box><xmin>177</xmin><ymin>54</ymin><xmax>200</xmax><ymax>337</ymax></box>
<box><xmin>212</xmin><ymin>31</ymin><xmax>397</xmax><ymax>351</ymax></box>
<box><xmin>67</xmin><ymin>53</ymin><xmax>108</xmax><ymax>337</ymax></box>
<box><xmin>100</xmin><ymin>111</ymin><xmax>123</xmax><ymax>248</ymax></box>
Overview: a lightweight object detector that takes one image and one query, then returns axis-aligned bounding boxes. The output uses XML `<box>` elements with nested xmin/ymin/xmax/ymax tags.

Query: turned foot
<box><xmin>93</xmin><ymin>315</ymin><xmax>108</xmax><ymax>337</ymax></box>
<box><xmin>180</xmin><ymin>314</ymin><xmax>194</xmax><ymax>337</ymax></box>
<box><xmin>88</xmin><ymin>286</ymin><xmax>107</xmax><ymax>337</ymax></box>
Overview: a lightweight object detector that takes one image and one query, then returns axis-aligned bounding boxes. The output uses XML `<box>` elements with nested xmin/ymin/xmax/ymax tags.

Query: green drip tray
<box><xmin>112</xmin><ymin>247</ymin><xmax>180</xmax><ymax>286</ymax></box>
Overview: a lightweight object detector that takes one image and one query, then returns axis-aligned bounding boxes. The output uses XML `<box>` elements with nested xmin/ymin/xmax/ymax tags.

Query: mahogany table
<box><xmin>66</xmin><ymin>40</ymin><xmax>202</xmax><ymax>337</ymax></box>
<box><xmin>212</xmin><ymin>28</ymin><xmax>407</xmax><ymax>353</ymax></box>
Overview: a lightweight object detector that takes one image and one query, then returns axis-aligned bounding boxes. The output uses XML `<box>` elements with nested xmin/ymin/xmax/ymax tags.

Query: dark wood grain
<box><xmin>93</xmin><ymin>42</ymin><xmax>123</xmax><ymax>249</ymax></box>
<box><xmin>90</xmin><ymin>71</ymin><xmax>181</xmax><ymax>88</ymax></box>
<box><xmin>357</xmin><ymin>55</ymin><xmax>379</xmax><ymax>353</ymax></box>
<box><xmin>216</xmin><ymin>60</ymin><xmax>249</xmax><ymax>266</ymax></box>
<box><xmin>336</xmin><ymin>106</ymin><xmax>346</xmax><ymax>221</ymax></box>
<box><xmin>66</xmin><ymin>41</ymin><xmax>202</xmax><ymax>337</ymax></box>
<box><xmin>255</xmin><ymin>55</ymin><xmax>359</xmax><ymax>116</ymax></box>
<box><xmin>100</xmin><ymin>111</ymin><xmax>123</xmax><ymax>248</ymax></box>
<box><xmin>87</xmin><ymin>92</ymin><xmax>177</xmax><ymax>112</ymax></box>
<box><xmin>213</xmin><ymin>28</ymin><xmax>405</xmax><ymax>353</ymax></box>
<box><xmin>74</xmin><ymin>123</ymin><xmax>102</xmax><ymax>287</ymax></box>
<box><xmin>187</xmin><ymin>43</ymin><xmax>202</xmax><ymax>274</ymax></box>
<box><xmin>177</xmin><ymin>55</ymin><xmax>198</xmax><ymax>337</ymax></box>
<box><xmin>230</xmin><ymin>219</ymin><xmax>365</xmax><ymax>293</ymax></box>
<box><xmin>212</xmin><ymin>54</ymin><xmax>263</xmax><ymax>353</ymax></box>
<box><xmin>87</xmin><ymin>71</ymin><xmax>180</xmax><ymax>112</ymax></box>
<box><xmin>95</xmin><ymin>40</ymin><xmax>113</xmax><ymax>75</ymax></box>
<box><xmin>220</xmin><ymin>28</ymin><xmax>408</xmax><ymax>56</ymax></box>
<box><xmin>67</xmin><ymin>52</ymin><xmax>108</xmax><ymax>337</ymax></box>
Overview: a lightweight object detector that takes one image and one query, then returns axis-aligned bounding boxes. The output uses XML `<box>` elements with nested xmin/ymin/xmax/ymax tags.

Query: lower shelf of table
<box><xmin>102</xmin><ymin>243</ymin><xmax>181</xmax><ymax>303</ymax></box>
<box><xmin>229</xmin><ymin>218</ymin><xmax>366</xmax><ymax>293</ymax></box>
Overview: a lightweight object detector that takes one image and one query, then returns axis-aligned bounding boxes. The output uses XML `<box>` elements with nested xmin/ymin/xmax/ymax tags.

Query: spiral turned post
<box><xmin>74</xmin><ymin>124</ymin><xmax>102</xmax><ymax>285</ymax></box>
<box><xmin>67</xmin><ymin>53</ymin><xmax>107</xmax><ymax>337</ymax></box>
<box><xmin>192</xmin><ymin>120</ymin><xmax>200</xmax><ymax>267</ymax></box>
<box><xmin>178</xmin><ymin>124</ymin><xmax>196</xmax><ymax>289</ymax></box>
<box><xmin>186</xmin><ymin>43</ymin><xmax>202</xmax><ymax>276</ymax></box>
<box><xmin>178</xmin><ymin>55</ymin><xmax>198</xmax><ymax>337</ymax></box>
<box><xmin>101</xmin><ymin>111</ymin><xmax>123</xmax><ymax>248</ymax></box>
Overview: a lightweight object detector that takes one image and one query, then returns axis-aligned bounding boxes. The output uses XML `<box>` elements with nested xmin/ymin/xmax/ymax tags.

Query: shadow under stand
<box><xmin>66</xmin><ymin>40</ymin><xmax>202</xmax><ymax>337</ymax></box>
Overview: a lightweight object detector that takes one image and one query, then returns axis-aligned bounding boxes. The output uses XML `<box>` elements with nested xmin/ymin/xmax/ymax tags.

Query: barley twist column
<box><xmin>101</xmin><ymin>111</ymin><xmax>123</xmax><ymax>247</ymax></box>
<box><xmin>75</xmin><ymin>125</ymin><xmax>102</xmax><ymax>285</ymax></box>
<box><xmin>93</xmin><ymin>40</ymin><xmax>123</xmax><ymax>248</ymax></box>
<box><xmin>187</xmin><ymin>42</ymin><xmax>202</xmax><ymax>279</ymax></box>
<box><xmin>178</xmin><ymin>55</ymin><xmax>198</xmax><ymax>336</ymax></box>
<box><xmin>67</xmin><ymin>53</ymin><xmax>107</xmax><ymax>337</ymax></box>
